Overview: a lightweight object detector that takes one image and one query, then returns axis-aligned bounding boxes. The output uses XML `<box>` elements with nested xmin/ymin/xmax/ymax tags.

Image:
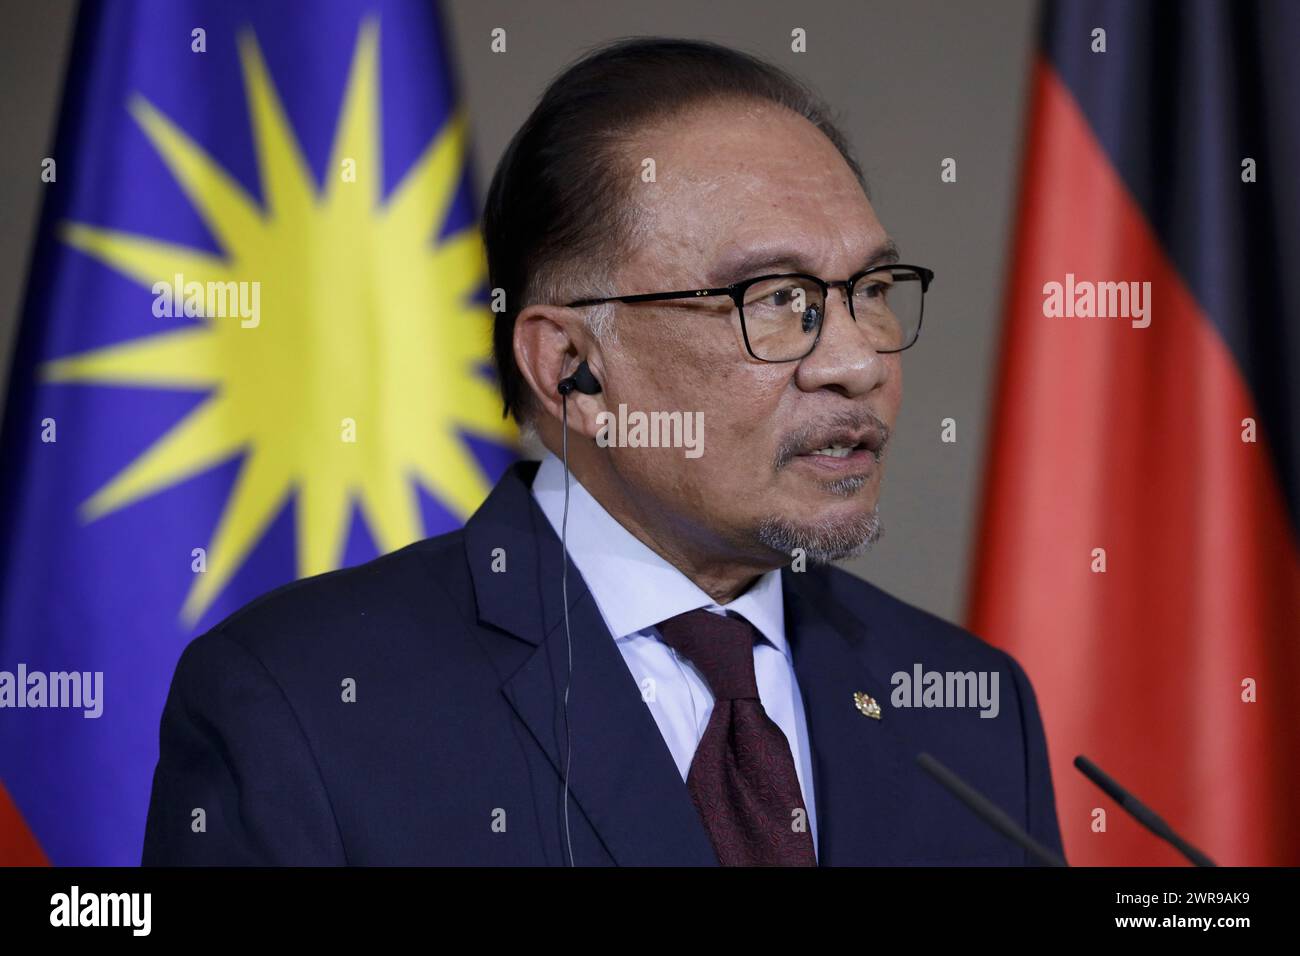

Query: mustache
<box><xmin>772</xmin><ymin>410</ymin><xmax>891</xmax><ymax>471</ymax></box>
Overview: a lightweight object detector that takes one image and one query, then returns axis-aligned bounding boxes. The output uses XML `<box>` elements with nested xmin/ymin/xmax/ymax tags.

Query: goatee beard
<box><xmin>756</xmin><ymin>506</ymin><xmax>883</xmax><ymax>564</ymax></box>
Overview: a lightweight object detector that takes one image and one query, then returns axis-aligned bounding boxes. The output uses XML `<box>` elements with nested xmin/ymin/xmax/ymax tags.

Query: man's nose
<box><xmin>794</xmin><ymin>286</ymin><xmax>890</xmax><ymax>396</ymax></box>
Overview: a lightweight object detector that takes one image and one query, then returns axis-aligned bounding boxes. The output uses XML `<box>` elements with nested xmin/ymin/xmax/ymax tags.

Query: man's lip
<box><xmin>774</xmin><ymin>418</ymin><xmax>890</xmax><ymax>471</ymax></box>
<box><xmin>791</xmin><ymin>446</ymin><xmax>877</xmax><ymax>471</ymax></box>
<box><xmin>791</xmin><ymin>432</ymin><xmax>884</xmax><ymax>458</ymax></box>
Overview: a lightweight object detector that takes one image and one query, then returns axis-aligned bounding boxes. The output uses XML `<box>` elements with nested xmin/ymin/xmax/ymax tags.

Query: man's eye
<box><xmin>858</xmin><ymin>278</ymin><xmax>892</xmax><ymax>299</ymax></box>
<box><xmin>745</xmin><ymin>280</ymin><xmax>814</xmax><ymax>314</ymax></box>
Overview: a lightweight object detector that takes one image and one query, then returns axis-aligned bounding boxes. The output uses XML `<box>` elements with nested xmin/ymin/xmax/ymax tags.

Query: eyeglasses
<box><xmin>567</xmin><ymin>264</ymin><xmax>934</xmax><ymax>362</ymax></box>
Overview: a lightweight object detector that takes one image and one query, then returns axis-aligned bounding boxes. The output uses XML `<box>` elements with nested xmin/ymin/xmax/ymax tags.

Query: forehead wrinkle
<box><xmin>707</xmin><ymin>236</ymin><xmax>898</xmax><ymax>286</ymax></box>
<box><xmin>617</xmin><ymin>104</ymin><xmax>877</xmax><ymax>291</ymax></box>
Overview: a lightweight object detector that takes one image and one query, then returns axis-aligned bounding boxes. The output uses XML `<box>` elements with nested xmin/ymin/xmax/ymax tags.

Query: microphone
<box><xmin>1073</xmin><ymin>755</ymin><xmax>1216</xmax><ymax>867</ymax></box>
<box><xmin>916</xmin><ymin>753</ymin><xmax>1067</xmax><ymax>867</ymax></box>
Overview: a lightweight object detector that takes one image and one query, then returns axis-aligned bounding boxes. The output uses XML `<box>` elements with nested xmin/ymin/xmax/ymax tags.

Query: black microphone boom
<box><xmin>1073</xmin><ymin>755</ymin><xmax>1216</xmax><ymax>867</ymax></box>
<box><xmin>916</xmin><ymin>753</ymin><xmax>1067</xmax><ymax>866</ymax></box>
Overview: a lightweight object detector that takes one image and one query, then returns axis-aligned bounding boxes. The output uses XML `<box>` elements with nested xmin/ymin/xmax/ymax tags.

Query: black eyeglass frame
<box><xmin>566</xmin><ymin>263</ymin><xmax>935</xmax><ymax>361</ymax></box>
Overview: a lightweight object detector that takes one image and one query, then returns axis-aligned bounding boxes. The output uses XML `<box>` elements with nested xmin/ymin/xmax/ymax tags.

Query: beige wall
<box><xmin>0</xmin><ymin>0</ymin><xmax>1038</xmax><ymax>623</ymax></box>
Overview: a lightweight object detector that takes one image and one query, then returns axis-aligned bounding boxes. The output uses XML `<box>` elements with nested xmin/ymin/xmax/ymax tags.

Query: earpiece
<box><xmin>555</xmin><ymin>357</ymin><xmax>601</xmax><ymax>868</ymax></box>
<box><xmin>557</xmin><ymin>360</ymin><xmax>602</xmax><ymax>396</ymax></box>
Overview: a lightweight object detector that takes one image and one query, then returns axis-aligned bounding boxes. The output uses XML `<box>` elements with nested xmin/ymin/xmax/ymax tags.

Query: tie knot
<box><xmin>656</xmin><ymin>608</ymin><xmax>760</xmax><ymax>701</ymax></box>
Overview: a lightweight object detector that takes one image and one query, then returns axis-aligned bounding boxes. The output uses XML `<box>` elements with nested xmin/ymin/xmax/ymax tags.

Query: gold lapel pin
<box><xmin>853</xmin><ymin>691</ymin><xmax>882</xmax><ymax>720</ymax></box>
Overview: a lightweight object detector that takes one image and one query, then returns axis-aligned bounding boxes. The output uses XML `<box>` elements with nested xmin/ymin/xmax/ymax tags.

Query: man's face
<box><xmin>592</xmin><ymin>98</ymin><xmax>902</xmax><ymax>566</ymax></box>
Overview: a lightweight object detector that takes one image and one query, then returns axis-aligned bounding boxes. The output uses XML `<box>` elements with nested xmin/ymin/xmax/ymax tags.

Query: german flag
<box><xmin>970</xmin><ymin>0</ymin><xmax>1300</xmax><ymax>865</ymax></box>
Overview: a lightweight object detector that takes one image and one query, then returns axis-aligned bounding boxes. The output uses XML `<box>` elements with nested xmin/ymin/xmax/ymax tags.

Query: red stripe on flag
<box><xmin>0</xmin><ymin>777</ymin><xmax>49</xmax><ymax>865</ymax></box>
<box><xmin>969</xmin><ymin>57</ymin><xmax>1300</xmax><ymax>866</ymax></box>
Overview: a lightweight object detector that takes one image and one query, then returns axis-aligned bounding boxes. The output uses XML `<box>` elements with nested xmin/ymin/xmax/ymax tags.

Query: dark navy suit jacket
<box><xmin>142</xmin><ymin>461</ymin><xmax>1064</xmax><ymax>865</ymax></box>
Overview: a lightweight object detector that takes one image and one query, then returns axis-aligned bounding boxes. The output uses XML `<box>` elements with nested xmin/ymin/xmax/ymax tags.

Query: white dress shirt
<box><xmin>530</xmin><ymin>452</ymin><xmax>819</xmax><ymax>855</ymax></box>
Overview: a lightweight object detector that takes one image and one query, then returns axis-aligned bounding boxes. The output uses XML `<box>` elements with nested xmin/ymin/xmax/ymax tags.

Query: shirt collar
<box><xmin>530</xmin><ymin>452</ymin><xmax>789</xmax><ymax>656</ymax></box>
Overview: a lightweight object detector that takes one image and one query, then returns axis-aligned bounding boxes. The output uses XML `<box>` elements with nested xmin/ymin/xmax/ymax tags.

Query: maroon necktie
<box><xmin>656</xmin><ymin>608</ymin><xmax>817</xmax><ymax>866</ymax></box>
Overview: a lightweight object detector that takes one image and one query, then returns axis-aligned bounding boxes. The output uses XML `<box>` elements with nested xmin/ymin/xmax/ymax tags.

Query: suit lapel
<box><xmin>464</xmin><ymin>463</ymin><xmax>916</xmax><ymax>865</ymax></box>
<box><xmin>466</xmin><ymin>463</ymin><xmax>717</xmax><ymax>866</ymax></box>
<box><xmin>784</xmin><ymin>568</ymin><xmax>914</xmax><ymax>865</ymax></box>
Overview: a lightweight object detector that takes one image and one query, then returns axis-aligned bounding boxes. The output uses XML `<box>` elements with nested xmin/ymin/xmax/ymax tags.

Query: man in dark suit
<box><xmin>143</xmin><ymin>37</ymin><xmax>1063</xmax><ymax>866</ymax></box>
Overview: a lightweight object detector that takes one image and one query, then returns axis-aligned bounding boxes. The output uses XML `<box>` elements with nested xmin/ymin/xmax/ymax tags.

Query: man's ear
<box><xmin>513</xmin><ymin>303</ymin><xmax>607</xmax><ymax>436</ymax></box>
